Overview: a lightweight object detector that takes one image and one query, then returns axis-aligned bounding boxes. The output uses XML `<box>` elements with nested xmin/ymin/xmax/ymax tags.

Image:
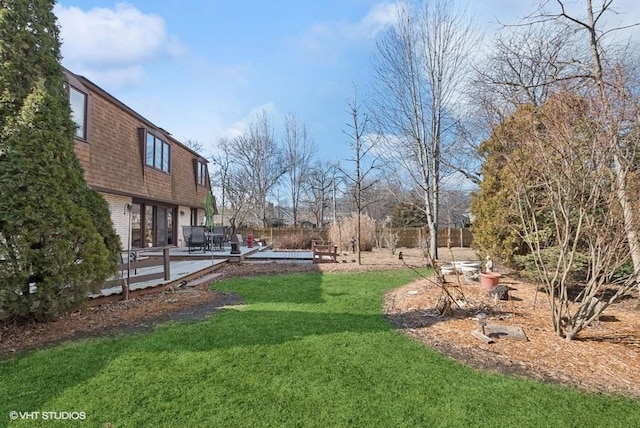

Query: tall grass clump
<box><xmin>328</xmin><ymin>214</ymin><xmax>376</xmax><ymax>251</ymax></box>
<box><xmin>273</xmin><ymin>230</ymin><xmax>312</xmax><ymax>250</ymax></box>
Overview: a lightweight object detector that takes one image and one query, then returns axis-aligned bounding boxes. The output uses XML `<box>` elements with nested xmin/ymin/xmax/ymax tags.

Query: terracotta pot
<box><xmin>479</xmin><ymin>272</ymin><xmax>500</xmax><ymax>290</ymax></box>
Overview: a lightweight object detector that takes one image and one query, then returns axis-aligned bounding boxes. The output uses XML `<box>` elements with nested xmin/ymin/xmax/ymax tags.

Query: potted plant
<box><xmin>479</xmin><ymin>272</ymin><xmax>500</xmax><ymax>290</ymax></box>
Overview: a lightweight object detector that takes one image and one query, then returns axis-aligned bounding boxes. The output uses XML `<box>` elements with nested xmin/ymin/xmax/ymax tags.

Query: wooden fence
<box><xmin>392</xmin><ymin>227</ymin><xmax>473</xmax><ymax>248</ymax></box>
<box><xmin>241</xmin><ymin>227</ymin><xmax>472</xmax><ymax>249</ymax></box>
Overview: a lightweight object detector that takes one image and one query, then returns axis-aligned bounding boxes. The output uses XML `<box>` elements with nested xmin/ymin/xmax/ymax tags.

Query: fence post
<box><xmin>163</xmin><ymin>247</ymin><xmax>171</xmax><ymax>280</ymax></box>
<box><xmin>123</xmin><ymin>250</ymin><xmax>130</xmax><ymax>301</ymax></box>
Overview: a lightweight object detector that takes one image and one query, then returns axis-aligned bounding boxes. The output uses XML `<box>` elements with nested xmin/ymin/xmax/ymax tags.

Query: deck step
<box><xmin>184</xmin><ymin>272</ymin><xmax>224</xmax><ymax>287</ymax></box>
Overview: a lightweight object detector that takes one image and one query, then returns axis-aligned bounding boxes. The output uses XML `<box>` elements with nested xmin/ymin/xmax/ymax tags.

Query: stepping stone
<box><xmin>483</xmin><ymin>324</ymin><xmax>528</xmax><ymax>341</ymax></box>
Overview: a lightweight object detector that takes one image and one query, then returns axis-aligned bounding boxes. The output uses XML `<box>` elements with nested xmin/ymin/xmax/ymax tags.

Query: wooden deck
<box><xmin>93</xmin><ymin>245</ymin><xmax>313</xmax><ymax>305</ymax></box>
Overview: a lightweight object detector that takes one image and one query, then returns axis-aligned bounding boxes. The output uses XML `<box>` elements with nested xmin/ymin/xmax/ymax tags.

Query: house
<box><xmin>64</xmin><ymin>68</ymin><xmax>212</xmax><ymax>250</ymax></box>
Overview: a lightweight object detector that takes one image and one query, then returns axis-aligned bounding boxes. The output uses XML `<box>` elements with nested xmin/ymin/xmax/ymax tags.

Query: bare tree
<box><xmin>183</xmin><ymin>139</ymin><xmax>205</xmax><ymax>154</ymax></box>
<box><xmin>224</xmin><ymin>110</ymin><xmax>287</xmax><ymax>227</ymax></box>
<box><xmin>212</xmin><ymin>138</ymin><xmax>252</xmax><ymax>234</ymax></box>
<box><xmin>478</xmin><ymin>22</ymin><xmax>579</xmax><ymax>115</ymax></box>
<box><xmin>524</xmin><ymin>0</ymin><xmax>640</xmax><ymax>291</ymax></box>
<box><xmin>304</xmin><ymin>160</ymin><xmax>335</xmax><ymax>227</ymax></box>
<box><xmin>510</xmin><ymin>92</ymin><xmax>637</xmax><ymax>339</ymax></box>
<box><xmin>362</xmin><ymin>180</ymin><xmax>403</xmax><ymax>224</ymax></box>
<box><xmin>473</xmin><ymin>1</ymin><xmax>640</xmax><ymax>300</ymax></box>
<box><xmin>373</xmin><ymin>0</ymin><xmax>479</xmax><ymax>259</ymax></box>
<box><xmin>341</xmin><ymin>91</ymin><xmax>380</xmax><ymax>265</ymax></box>
<box><xmin>209</xmin><ymin>139</ymin><xmax>229</xmax><ymax>226</ymax></box>
<box><xmin>283</xmin><ymin>112</ymin><xmax>317</xmax><ymax>227</ymax></box>
<box><xmin>439</xmin><ymin>189</ymin><xmax>470</xmax><ymax>229</ymax></box>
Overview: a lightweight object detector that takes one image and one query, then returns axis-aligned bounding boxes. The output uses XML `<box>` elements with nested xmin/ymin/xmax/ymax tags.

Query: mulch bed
<box><xmin>0</xmin><ymin>286</ymin><xmax>241</xmax><ymax>357</ymax></box>
<box><xmin>384</xmin><ymin>273</ymin><xmax>640</xmax><ymax>398</ymax></box>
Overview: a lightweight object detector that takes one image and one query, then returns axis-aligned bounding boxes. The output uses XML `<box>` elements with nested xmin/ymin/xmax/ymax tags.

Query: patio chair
<box><xmin>210</xmin><ymin>225</ymin><xmax>226</xmax><ymax>250</ymax></box>
<box><xmin>182</xmin><ymin>225</ymin><xmax>192</xmax><ymax>243</ymax></box>
<box><xmin>186</xmin><ymin>225</ymin><xmax>207</xmax><ymax>253</ymax></box>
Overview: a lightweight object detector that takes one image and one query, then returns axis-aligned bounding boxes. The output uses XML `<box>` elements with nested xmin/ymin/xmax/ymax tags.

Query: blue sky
<box><xmin>54</xmin><ymin>0</ymin><xmax>640</xmax><ymax>162</ymax></box>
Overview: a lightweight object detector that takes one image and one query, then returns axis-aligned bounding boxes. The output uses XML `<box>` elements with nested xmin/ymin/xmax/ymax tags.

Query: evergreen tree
<box><xmin>470</xmin><ymin>105</ymin><xmax>535</xmax><ymax>264</ymax></box>
<box><xmin>390</xmin><ymin>202</ymin><xmax>428</xmax><ymax>228</ymax></box>
<box><xmin>0</xmin><ymin>0</ymin><xmax>120</xmax><ymax>322</ymax></box>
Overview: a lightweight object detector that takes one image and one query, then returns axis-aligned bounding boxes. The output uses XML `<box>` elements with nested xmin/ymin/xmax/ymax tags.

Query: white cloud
<box><xmin>55</xmin><ymin>2</ymin><xmax>183</xmax><ymax>87</ymax></box>
<box><xmin>293</xmin><ymin>2</ymin><xmax>400</xmax><ymax>62</ymax></box>
<box><xmin>224</xmin><ymin>102</ymin><xmax>280</xmax><ymax>139</ymax></box>
<box><xmin>356</xmin><ymin>2</ymin><xmax>401</xmax><ymax>38</ymax></box>
<box><xmin>70</xmin><ymin>64</ymin><xmax>147</xmax><ymax>88</ymax></box>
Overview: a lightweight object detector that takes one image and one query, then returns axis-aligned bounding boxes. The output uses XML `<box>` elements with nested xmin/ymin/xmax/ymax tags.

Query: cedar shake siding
<box><xmin>64</xmin><ymin>68</ymin><xmax>211</xmax><ymax>249</ymax></box>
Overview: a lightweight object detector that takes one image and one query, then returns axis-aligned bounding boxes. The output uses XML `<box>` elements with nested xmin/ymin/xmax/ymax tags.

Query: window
<box><xmin>69</xmin><ymin>85</ymin><xmax>87</xmax><ymax>140</ymax></box>
<box><xmin>130</xmin><ymin>204</ymin><xmax>142</xmax><ymax>248</ymax></box>
<box><xmin>145</xmin><ymin>132</ymin><xmax>170</xmax><ymax>172</ymax></box>
<box><xmin>162</xmin><ymin>142</ymin><xmax>170</xmax><ymax>172</ymax></box>
<box><xmin>197</xmin><ymin>161</ymin><xmax>207</xmax><ymax>186</ymax></box>
<box><xmin>191</xmin><ymin>208</ymin><xmax>199</xmax><ymax>226</ymax></box>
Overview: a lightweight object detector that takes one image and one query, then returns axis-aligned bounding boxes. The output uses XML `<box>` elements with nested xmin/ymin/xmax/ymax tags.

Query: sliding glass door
<box><xmin>131</xmin><ymin>201</ymin><xmax>176</xmax><ymax>248</ymax></box>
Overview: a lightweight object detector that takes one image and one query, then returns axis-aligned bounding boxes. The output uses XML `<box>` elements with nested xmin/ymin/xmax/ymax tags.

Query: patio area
<box><xmin>96</xmin><ymin>245</ymin><xmax>313</xmax><ymax>302</ymax></box>
<box><xmin>146</xmin><ymin>244</ymin><xmax>313</xmax><ymax>262</ymax></box>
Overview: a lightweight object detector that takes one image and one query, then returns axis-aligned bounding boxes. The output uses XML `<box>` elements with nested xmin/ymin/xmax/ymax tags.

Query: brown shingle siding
<box><xmin>66</xmin><ymin>68</ymin><xmax>210</xmax><ymax>209</ymax></box>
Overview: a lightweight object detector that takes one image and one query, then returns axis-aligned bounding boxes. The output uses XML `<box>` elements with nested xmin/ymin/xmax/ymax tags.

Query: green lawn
<box><xmin>1</xmin><ymin>270</ymin><xmax>638</xmax><ymax>427</ymax></box>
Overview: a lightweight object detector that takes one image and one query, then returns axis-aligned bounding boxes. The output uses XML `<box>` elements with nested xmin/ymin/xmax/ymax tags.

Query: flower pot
<box><xmin>460</xmin><ymin>261</ymin><xmax>481</xmax><ymax>269</ymax></box>
<box><xmin>460</xmin><ymin>265</ymin><xmax>479</xmax><ymax>274</ymax></box>
<box><xmin>453</xmin><ymin>261</ymin><xmax>481</xmax><ymax>273</ymax></box>
<box><xmin>479</xmin><ymin>272</ymin><xmax>500</xmax><ymax>290</ymax></box>
<box><xmin>440</xmin><ymin>265</ymin><xmax>456</xmax><ymax>275</ymax></box>
<box><xmin>460</xmin><ymin>265</ymin><xmax>480</xmax><ymax>283</ymax></box>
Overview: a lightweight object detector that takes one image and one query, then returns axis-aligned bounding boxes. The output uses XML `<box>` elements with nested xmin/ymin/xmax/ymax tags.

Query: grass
<box><xmin>1</xmin><ymin>269</ymin><xmax>639</xmax><ymax>427</ymax></box>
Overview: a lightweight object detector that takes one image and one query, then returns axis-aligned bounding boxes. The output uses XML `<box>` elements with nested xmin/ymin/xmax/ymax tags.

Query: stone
<box><xmin>488</xmin><ymin>285</ymin><xmax>510</xmax><ymax>300</ymax></box>
<box><xmin>483</xmin><ymin>324</ymin><xmax>528</xmax><ymax>341</ymax></box>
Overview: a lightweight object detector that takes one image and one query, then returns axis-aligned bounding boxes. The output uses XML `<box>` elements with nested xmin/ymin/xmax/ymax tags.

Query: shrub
<box><xmin>382</xmin><ymin>229</ymin><xmax>400</xmax><ymax>255</ymax></box>
<box><xmin>514</xmin><ymin>247</ymin><xmax>588</xmax><ymax>283</ymax></box>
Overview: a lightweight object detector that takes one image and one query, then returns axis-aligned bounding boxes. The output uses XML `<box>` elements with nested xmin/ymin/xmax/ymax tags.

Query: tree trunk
<box><xmin>428</xmin><ymin>222</ymin><xmax>437</xmax><ymax>264</ymax></box>
<box><xmin>357</xmin><ymin>210</ymin><xmax>362</xmax><ymax>265</ymax></box>
<box><xmin>613</xmin><ymin>154</ymin><xmax>640</xmax><ymax>292</ymax></box>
